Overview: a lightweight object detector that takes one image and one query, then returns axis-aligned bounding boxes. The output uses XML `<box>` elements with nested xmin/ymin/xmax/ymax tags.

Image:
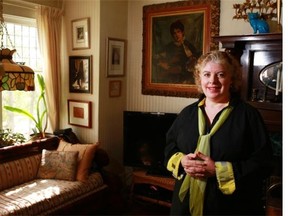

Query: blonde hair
<box><xmin>194</xmin><ymin>50</ymin><xmax>242</xmax><ymax>94</ymax></box>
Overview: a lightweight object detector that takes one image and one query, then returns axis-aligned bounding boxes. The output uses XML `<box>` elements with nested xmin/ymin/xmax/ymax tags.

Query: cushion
<box><xmin>57</xmin><ymin>140</ymin><xmax>98</xmax><ymax>182</ymax></box>
<box><xmin>37</xmin><ymin>149</ymin><xmax>79</xmax><ymax>181</ymax></box>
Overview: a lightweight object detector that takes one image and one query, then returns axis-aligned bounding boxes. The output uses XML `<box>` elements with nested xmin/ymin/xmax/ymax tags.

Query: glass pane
<box><xmin>1</xmin><ymin>19</ymin><xmax>43</xmax><ymax>139</ymax></box>
<box><xmin>30</xmin><ymin>27</ymin><xmax>36</xmax><ymax>37</ymax></box>
<box><xmin>22</xmin><ymin>26</ymin><xmax>29</xmax><ymax>37</ymax></box>
<box><xmin>14</xmin><ymin>25</ymin><xmax>22</xmax><ymax>35</ymax></box>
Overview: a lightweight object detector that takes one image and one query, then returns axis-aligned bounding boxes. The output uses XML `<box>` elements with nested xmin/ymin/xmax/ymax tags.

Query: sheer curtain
<box><xmin>36</xmin><ymin>6</ymin><xmax>63</xmax><ymax>132</ymax></box>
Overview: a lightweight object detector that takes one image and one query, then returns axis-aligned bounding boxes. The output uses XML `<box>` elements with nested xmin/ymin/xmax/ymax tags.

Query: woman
<box><xmin>164</xmin><ymin>51</ymin><xmax>273</xmax><ymax>215</ymax></box>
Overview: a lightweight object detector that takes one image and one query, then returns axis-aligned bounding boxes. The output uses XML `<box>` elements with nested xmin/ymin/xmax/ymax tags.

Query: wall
<box><xmin>98</xmin><ymin>0</ymin><xmax>128</xmax><ymax>173</ymax></box>
<box><xmin>60</xmin><ymin>0</ymin><xmax>101</xmax><ymax>144</ymax></box>
<box><xmin>61</xmin><ymin>0</ymin><xmax>128</xmax><ymax>174</ymax></box>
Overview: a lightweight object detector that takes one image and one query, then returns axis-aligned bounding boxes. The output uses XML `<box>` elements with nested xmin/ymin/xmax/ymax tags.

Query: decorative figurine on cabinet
<box><xmin>248</xmin><ymin>12</ymin><xmax>269</xmax><ymax>33</ymax></box>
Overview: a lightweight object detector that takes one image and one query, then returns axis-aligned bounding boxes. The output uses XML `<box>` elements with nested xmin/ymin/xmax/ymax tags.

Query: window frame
<box><xmin>1</xmin><ymin>14</ymin><xmax>43</xmax><ymax>141</ymax></box>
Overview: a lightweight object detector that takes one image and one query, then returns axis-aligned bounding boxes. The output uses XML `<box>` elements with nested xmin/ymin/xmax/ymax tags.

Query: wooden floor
<box><xmin>123</xmin><ymin>200</ymin><xmax>170</xmax><ymax>215</ymax></box>
<box><xmin>99</xmin><ymin>192</ymin><xmax>171</xmax><ymax>215</ymax></box>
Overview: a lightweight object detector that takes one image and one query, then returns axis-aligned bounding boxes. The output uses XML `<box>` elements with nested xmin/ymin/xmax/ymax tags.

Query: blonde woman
<box><xmin>165</xmin><ymin>51</ymin><xmax>273</xmax><ymax>215</ymax></box>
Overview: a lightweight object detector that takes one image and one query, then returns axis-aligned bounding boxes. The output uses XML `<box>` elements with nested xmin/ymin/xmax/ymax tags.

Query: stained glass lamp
<box><xmin>0</xmin><ymin>0</ymin><xmax>35</xmax><ymax>91</ymax></box>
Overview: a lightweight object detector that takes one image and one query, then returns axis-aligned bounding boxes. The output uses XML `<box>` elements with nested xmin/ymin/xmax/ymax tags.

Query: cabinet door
<box><xmin>242</xmin><ymin>43</ymin><xmax>282</xmax><ymax>103</ymax></box>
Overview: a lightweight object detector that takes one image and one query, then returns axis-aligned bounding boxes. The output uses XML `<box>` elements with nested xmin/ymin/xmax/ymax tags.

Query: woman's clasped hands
<box><xmin>181</xmin><ymin>151</ymin><xmax>216</xmax><ymax>179</ymax></box>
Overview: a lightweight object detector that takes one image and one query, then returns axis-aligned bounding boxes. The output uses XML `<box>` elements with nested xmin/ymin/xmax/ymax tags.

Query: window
<box><xmin>1</xmin><ymin>15</ymin><xmax>43</xmax><ymax>139</ymax></box>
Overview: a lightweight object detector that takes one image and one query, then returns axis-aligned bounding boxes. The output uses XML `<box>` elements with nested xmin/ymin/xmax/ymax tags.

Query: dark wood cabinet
<box><xmin>213</xmin><ymin>34</ymin><xmax>282</xmax><ymax>215</ymax></box>
<box><xmin>213</xmin><ymin>33</ymin><xmax>282</xmax><ymax>132</ymax></box>
<box><xmin>132</xmin><ymin>170</ymin><xmax>175</xmax><ymax>207</ymax></box>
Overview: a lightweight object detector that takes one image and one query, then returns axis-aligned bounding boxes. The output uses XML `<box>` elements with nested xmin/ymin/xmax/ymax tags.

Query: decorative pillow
<box><xmin>37</xmin><ymin>149</ymin><xmax>79</xmax><ymax>181</ymax></box>
<box><xmin>57</xmin><ymin>140</ymin><xmax>98</xmax><ymax>182</ymax></box>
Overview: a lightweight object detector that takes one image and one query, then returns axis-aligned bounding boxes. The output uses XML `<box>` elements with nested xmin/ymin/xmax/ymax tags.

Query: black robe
<box><xmin>164</xmin><ymin>95</ymin><xmax>273</xmax><ymax>215</ymax></box>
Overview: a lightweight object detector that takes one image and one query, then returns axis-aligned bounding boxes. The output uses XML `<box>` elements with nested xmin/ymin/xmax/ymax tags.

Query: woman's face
<box><xmin>172</xmin><ymin>28</ymin><xmax>184</xmax><ymax>43</ymax></box>
<box><xmin>200</xmin><ymin>62</ymin><xmax>232</xmax><ymax>102</ymax></box>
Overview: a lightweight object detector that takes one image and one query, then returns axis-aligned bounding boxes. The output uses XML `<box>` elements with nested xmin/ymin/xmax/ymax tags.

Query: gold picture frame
<box><xmin>142</xmin><ymin>0</ymin><xmax>220</xmax><ymax>98</ymax></box>
<box><xmin>72</xmin><ymin>18</ymin><xmax>90</xmax><ymax>50</ymax></box>
<box><xmin>106</xmin><ymin>37</ymin><xmax>126</xmax><ymax>77</ymax></box>
<box><xmin>109</xmin><ymin>80</ymin><xmax>122</xmax><ymax>97</ymax></box>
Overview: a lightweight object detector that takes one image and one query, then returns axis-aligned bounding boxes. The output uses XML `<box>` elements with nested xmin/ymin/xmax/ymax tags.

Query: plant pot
<box><xmin>29</xmin><ymin>132</ymin><xmax>54</xmax><ymax>142</ymax></box>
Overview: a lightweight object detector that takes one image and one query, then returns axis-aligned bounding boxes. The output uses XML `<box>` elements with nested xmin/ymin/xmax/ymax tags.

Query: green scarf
<box><xmin>179</xmin><ymin>102</ymin><xmax>233</xmax><ymax>216</ymax></box>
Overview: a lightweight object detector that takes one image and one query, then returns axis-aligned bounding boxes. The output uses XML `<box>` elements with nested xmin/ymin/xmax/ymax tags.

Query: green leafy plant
<box><xmin>0</xmin><ymin>129</ymin><xmax>26</xmax><ymax>147</ymax></box>
<box><xmin>4</xmin><ymin>74</ymin><xmax>48</xmax><ymax>138</ymax></box>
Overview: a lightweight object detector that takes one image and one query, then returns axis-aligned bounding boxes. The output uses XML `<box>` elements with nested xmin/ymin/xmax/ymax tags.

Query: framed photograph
<box><xmin>68</xmin><ymin>100</ymin><xmax>92</xmax><ymax>128</ymax></box>
<box><xmin>106</xmin><ymin>37</ymin><xmax>126</xmax><ymax>77</ymax></box>
<box><xmin>142</xmin><ymin>0</ymin><xmax>220</xmax><ymax>97</ymax></box>
<box><xmin>109</xmin><ymin>80</ymin><xmax>121</xmax><ymax>97</ymax></box>
<box><xmin>72</xmin><ymin>18</ymin><xmax>90</xmax><ymax>50</ymax></box>
<box><xmin>69</xmin><ymin>55</ymin><xmax>92</xmax><ymax>93</ymax></box>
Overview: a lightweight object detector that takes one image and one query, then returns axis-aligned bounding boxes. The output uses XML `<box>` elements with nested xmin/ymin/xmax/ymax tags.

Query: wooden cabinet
<box><xmin>213</xmin><ymin>33</ymin><xmax>282</xmax><ymax>132</ymax></box>
<box><xmin>214</xmin><ymin>34</ymin><xmax>282</xmax><ymax>214</ymax></box>
<box><xmin>132</xmin><ymin>170</ymin><xmax>175</xmax><ymax>207</ymax></box>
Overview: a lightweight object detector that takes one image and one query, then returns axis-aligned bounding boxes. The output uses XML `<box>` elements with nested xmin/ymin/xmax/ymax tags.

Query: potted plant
<box><xmin>0</xmin><ymin>128</ymin><xmax>26</xmax><ymax>148</ymax></box>
<box><xmin>4</xmin><ymin>74</ymin><xmax>48</xmax><ymax>139</ymax></box>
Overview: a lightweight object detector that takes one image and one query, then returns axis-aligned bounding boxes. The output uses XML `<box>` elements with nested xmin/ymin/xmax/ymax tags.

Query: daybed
<box><xmin>0</xmin><ymin>136</ymin><xmax>110</xmax><ymax>215</ymax></box>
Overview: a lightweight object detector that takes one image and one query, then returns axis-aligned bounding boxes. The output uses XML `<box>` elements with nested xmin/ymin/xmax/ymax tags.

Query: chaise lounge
<box><xmin>0</xmin><ymin>136</ymin><xmax>110</xmax><ymax>215</ymax></box>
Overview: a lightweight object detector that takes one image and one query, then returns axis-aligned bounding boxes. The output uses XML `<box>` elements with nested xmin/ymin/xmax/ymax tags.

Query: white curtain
<box><xmin>36</xmin><ymin>6</ymin><xmax>63</xmax><ymax>132</ymax></box>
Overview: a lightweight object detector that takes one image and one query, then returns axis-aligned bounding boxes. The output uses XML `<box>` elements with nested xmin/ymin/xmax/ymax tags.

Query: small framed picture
<box><xmin>109</xmin><ymin>80</ymin><xmax>121</xmax><ymax>97</ymax></box>
<box><xmin>69</xmin><ymin>55</ymin><xmax>92</xmax><ymax>93</ymax></box>
<box><xmin>68</xmin><ymin>100</ymin><xmax>92</xmax><ymax>128</ymax></box>
<box><xmin>72</xmin><ymin>18</ymin><xmax>90</xmax><ymax>50</ymax></box>
<box><xmin>106</xmin><ymin>37</ymin><xmax>126</xmax><ymax>77</ymax></box>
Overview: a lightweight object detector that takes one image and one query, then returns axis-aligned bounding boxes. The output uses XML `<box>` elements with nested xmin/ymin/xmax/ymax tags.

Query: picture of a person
<box><xmin>112</xmin><ymin>47</ymin><xmax>120</xmax><ymax>65</ymax></box>
<box><xmin>153</xmin><ymin>20</ymin><xmax>201</xmax><ymax>84</ymax></box>
<box><xmin>77</xmin><ymin>27</ymin><xmax>84</xmax><ymax>40</ymax></box>
<box><xmin>73</xmin><ymin>60</ymin><xmax>85</xmax><ymax>89</ymax></box>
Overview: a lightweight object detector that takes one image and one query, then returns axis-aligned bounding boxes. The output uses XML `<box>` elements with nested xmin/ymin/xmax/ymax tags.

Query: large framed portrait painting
<box><xmin>142</xmin><ymin>0</ymin><xmax>220</xmax><ymax>97</ymax></box>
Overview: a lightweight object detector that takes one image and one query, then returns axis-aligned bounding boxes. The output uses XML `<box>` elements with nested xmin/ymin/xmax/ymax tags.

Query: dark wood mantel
<box><xmin>213</xmin><ymin>33</ymin><xmax>282</xmax><ymax>48</ymax></box>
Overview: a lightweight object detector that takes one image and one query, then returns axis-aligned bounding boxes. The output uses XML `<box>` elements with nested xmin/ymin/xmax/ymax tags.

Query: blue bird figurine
<box><xmin>248</xmin><ymin>12</ymin><xmax>269</xmax><ymax>34</ymax></box>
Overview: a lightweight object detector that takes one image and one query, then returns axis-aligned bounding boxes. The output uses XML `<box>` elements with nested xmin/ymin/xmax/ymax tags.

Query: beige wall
<box><xmin>60</xmin><ymin>0</ymin><xmax>101</xmax><ymax>144</ymax></box>
<box><xmin>98</xmin><ymin>0</ymin><xmax>128</xmax><ymax>173</ymax></box>
<box><xmin>60</xmin><ymin>0</ymin><xmax>128</xmax><ymax>173</ymax></box>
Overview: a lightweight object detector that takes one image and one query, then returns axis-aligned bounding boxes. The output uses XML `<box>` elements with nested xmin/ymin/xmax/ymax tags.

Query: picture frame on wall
<box><xmin>68</xmin><ymin>100</ymin><xmax>92</xmax><ymax>128</ymax></box>
<box><xmin>142</xmin><ymin>0</ymin><xmax>220</xmax><ymax>98</ymax></box>
<box><xmin>72</xmin><ymin>18</ymin><xmax>90</xmax><ymax>50</ymax></box>
<box><xmin>69</xmin><ymin>55</ymin><xmax>92</xmax><ymax>93</ymax></box>
<box><xmin>109</xmin><ymin>80</ymin><xmax>121</xmax><ymax>97</ymax></box>
<box><xmin>106</xmin><ymin>37</ymin><xmax>126</xmax><ymax>77</ymax></box>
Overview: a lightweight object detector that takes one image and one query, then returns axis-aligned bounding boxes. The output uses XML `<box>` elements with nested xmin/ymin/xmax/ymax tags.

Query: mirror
<box><xmin>259</xmin><ymin>62</ymin><xmax>282</xmax><ymax>94</ymax></box>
